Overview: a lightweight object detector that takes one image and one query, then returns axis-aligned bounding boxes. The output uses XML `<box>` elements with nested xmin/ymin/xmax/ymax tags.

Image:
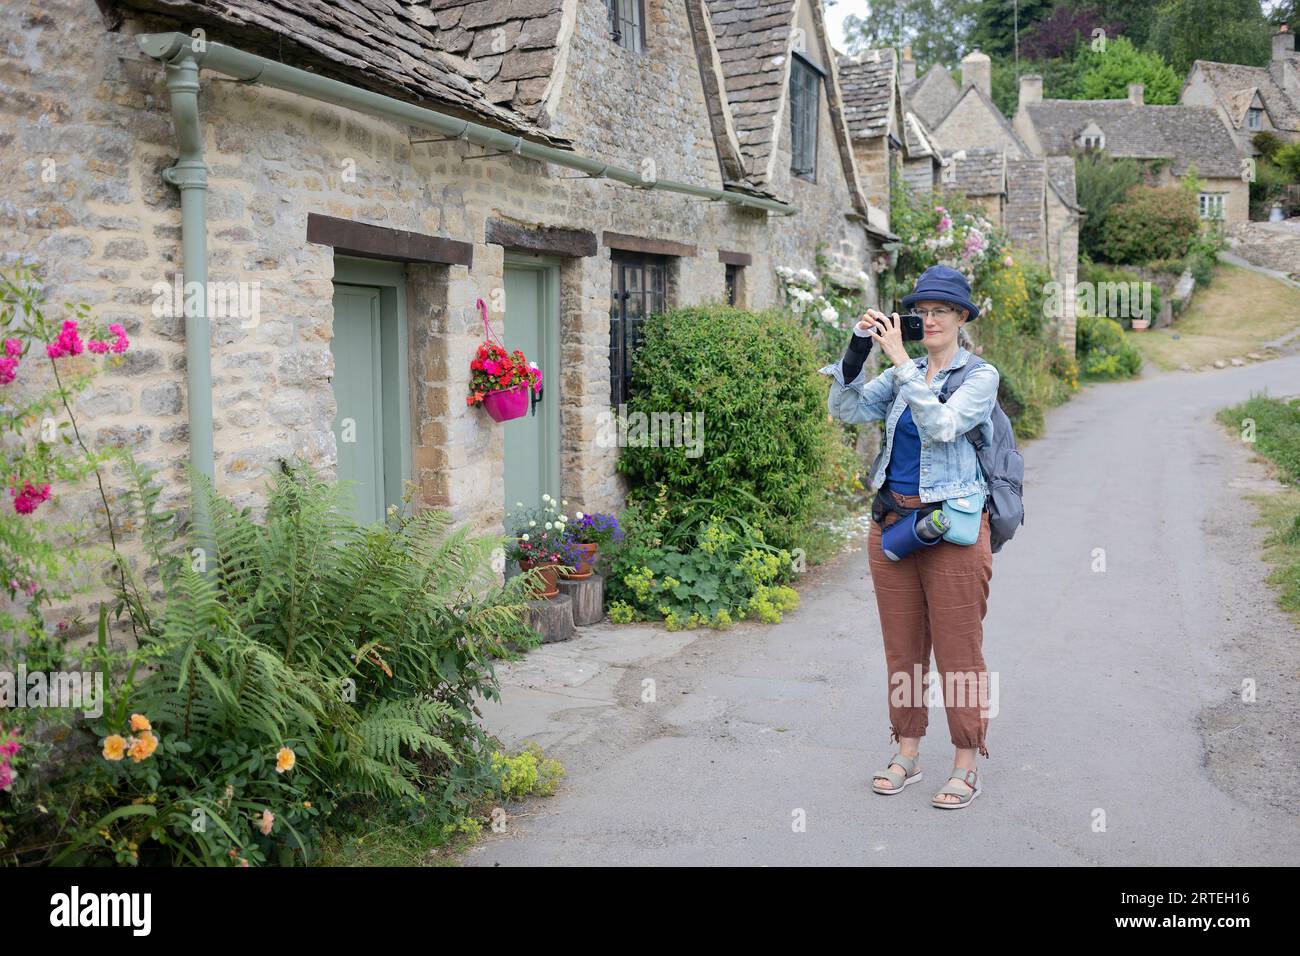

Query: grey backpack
<box><xmin>936</xmin><ymin>357</ymin><xmax>1024</xmax><ymax>553</ymax></box>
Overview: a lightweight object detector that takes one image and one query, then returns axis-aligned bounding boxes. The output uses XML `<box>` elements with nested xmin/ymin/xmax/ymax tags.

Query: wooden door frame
<box><xmin>332</xmin><ymin>255</ymin><xmax>412</xmax><ymax>515</ymax></box>
<box><xmin>502</xmin><ymin>253</ymin><xmax>562</xmax><ymax>507</ymax></box>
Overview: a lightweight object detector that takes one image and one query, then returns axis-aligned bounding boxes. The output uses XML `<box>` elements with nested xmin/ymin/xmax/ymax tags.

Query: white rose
<box><xmin>820</xmin><ymin>306</ymin><xmax>837</xmax><ymax>322</ymax></box>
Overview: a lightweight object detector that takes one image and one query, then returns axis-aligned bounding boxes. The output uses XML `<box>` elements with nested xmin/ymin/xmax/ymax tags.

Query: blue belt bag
<box><xmin>941</xmin><ymin>491</ymin><xmax>985</xmax><ymax>546</ymax></box>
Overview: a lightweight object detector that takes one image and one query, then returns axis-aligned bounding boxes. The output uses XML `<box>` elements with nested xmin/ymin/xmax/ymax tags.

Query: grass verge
<box><xmin>1133</xmin><ymin>264</ymin><xmax>1300</xmax><ymax>371</ymax></box>
<box><xmin>1218</xmin><ymin>394</ymin><xmax>1300</xmax><ymax>623</ymax></box>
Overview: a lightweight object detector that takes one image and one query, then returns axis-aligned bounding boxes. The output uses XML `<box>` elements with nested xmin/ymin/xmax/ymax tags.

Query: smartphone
<box><xmin>897</xmin><ymin>313</ymin><xmax>926</xmax><ymax>341</ymax></box>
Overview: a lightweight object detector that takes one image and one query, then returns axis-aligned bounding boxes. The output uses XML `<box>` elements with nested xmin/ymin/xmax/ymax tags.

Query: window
<box><xmin>1247</xmin><ymin>107</ymin><xmax>1263</xmax><ymax>130</ymax></box>
<box><xmin>606</xmin><ymin>0</ymin><xmax>645</xmax><ymax>53</ymax></box>
<box><xmin>610</xmin><ymin>252</ymin><xmax>666</xmax><ymax>406</ymax></box>
<box><xmin>1199</xmin><ymin>192</ymin><xmax>1226</xmax><ymax>220</ymax></box>
<box><xmin>1077</xmin><ymin>122</ymin><xmax>1105</xmax><ymax>151</ymax></box>
<box><xmin>725</xmin><ymin>263</ymin><xmax>741</xmax><ymax>306</ymax></box>
<box><xmin>790</xmin><ymin>53</ymin><xmax>821</xmax><ymax>180</ymax></box>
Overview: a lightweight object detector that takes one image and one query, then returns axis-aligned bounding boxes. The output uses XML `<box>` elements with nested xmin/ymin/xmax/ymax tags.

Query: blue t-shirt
<box><xmin>885</xmin><ymin>404</ymin><xmax>921</xmax><ymax>494</ymax></box>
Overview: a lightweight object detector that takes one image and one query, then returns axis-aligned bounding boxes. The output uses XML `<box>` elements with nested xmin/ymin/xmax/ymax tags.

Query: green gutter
<box><xmin>152</xmin><ymin>41</ymin><xmax>214</xmax><ymax>557</ymax></box>
<box><xmin>136</xmin><ymin>32</ymin><xmax>797</xmax><ymax>217</ymax></box>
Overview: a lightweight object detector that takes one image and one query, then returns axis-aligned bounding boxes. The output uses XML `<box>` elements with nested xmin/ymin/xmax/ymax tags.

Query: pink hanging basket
<box><xmin>481</xmin><ymin>383</ymin><xmax>530</xmax><ymax>422</ymax></box>
<box><xmin>469</xmin><ymin>297</ymin><xmax>540</xmax><ymax>424</ymax></box>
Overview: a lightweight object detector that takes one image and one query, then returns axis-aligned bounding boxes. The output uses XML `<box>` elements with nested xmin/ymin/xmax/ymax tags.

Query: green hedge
<box><xmin>616</xmin><ymin>304</ymin><xmax>839</xmax><ymax>554</ymax></box>
<box><xmin>1101</xmin><ymin>185</ymin><xmax>1200</xmax><ymax>264</ymax></box>
<box><xmin>1075</xmin><ymin>314</ymin><xmax>1143</xmax><ymax>379</ymax></box>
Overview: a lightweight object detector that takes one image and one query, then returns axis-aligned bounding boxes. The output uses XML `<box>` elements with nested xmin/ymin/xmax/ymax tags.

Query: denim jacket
<box><xmin>819</xmin><ymin>345</ymin><xmax>1000</xmax><ymax>503</ymax></box>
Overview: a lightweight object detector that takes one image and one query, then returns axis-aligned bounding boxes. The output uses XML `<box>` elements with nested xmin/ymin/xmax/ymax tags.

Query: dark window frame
<box><xmin>790</xmin><ymin>51</ymin><xmax>822</xmax><ymax>181</ymax></box>
<box><xmin>606</xmin><ymin>0</ymin><xmax>647</xmax><ymax>53</ymax></box>
<box><xmin>1247</xmin><ymin>107</ymin><xmax>1263</xmax><ymax>130</ymax></box>
<box><xmin>610</xmin><ymin>251</ymin><xmax>667</xmax><ymax>407</ymax></box>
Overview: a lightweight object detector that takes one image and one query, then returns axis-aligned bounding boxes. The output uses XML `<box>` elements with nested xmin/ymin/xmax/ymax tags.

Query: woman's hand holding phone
<box><xmin>860</xmin><ymin>309</ymin><xmax>911</xmax><ymax>369</ymax></box>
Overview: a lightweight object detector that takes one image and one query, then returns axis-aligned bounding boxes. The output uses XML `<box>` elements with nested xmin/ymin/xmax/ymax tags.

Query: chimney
<box><xmin>901</xmin><ymin>44</ymin><xmax>917</xmax><ymax>86</ymax></box>
<box><xmin>1019</xmin><ymin>73</ymin><xmax>1043</xmax><ymax>106</ymax></box>
<box><xmin>961</xmin><ymin>49</ymin><xmax>991</xmax><ymax>97</ymax></box>
<box><xmin>1274</xmin><ymin>23</ymin><xmax>1296</xmax><ymax>62</ymax></box>
<box><xmin>1127</xmin><ymin>82</ymin><xmax>1144</xmax><ymax>105</ymax></box>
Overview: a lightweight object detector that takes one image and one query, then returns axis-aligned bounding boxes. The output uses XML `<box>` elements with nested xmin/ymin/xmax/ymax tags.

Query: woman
<box><xmin>820</xmin><ymin>264</ymin><xmax>1000</xmax><ymax>809</ymax></box>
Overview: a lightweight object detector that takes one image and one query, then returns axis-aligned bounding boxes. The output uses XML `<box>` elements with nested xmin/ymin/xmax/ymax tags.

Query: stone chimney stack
<box><xmin>1019</xmin><ymin>73</ymin><xmax>1043</xmax><ymax>106</ymax></box>
<box><xmin>961</xmin><ymin>49</ymin><xmax>991</xmax><ymax>97</ymax></box>
<box><xmin>1274</xmin><ymin>23</ymin><xmax>1296</xmax><ymax>61</ymax></box>
<box><xmin>901</xmin><ymin>44</ymin><xmax>917</xmax><ymax>86</ymax></box>
<box><xmin>1127</xmin><ymin>82</ymin><xmax>1144</xmax><ymax>105</ymax></box>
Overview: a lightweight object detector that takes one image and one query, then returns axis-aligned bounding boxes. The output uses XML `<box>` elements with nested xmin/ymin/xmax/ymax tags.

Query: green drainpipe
<box><xmin>136</xmin><ymin>32</ymin><xmax>796</xmax><ymax>217</ymax></box>
<box><xmin>151</xmin><ymin>41</ymin><xmax>214</xmax><ymax>555</ymax></box>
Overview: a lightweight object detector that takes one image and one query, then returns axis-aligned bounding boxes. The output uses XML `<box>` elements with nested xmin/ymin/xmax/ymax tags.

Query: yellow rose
<box><xmin>275</xmin><ymin>746</ymin><xmax>296</xmax><ymax>773</ymax></box>
<box><xmin>102</xmin><ymin>734</ymin><xmax>127</xmax><ymax>761</ymax></box>
<box><xmin>128</xmin><ymin>730</ymin><xmax>158</xmax><ymax>763</ymax></box>
<box><xmin>129</xmin><ymin>713</ymin><xmax>151</xmax><ymax>732</ymax></box>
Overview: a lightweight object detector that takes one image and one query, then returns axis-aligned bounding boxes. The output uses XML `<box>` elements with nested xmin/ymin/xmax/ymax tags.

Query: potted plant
<box><xmin>467</xmin><ymin>298</ymin><xmax>543</xmax><ymax>422</ymax></box>
<box><xmin>562</xmin><ymin>511</ymin><xmax>623</xmax><ymax>579</ymax></box>
<box><xmin>505</xmin><ymin>495</ymin><xmax>575</xmax><ymax>598</ymax></box>
<box><xmin>1129</xmin><ymin>315</ymin><xmax>1150</xmax><ymax>331</ymax></box>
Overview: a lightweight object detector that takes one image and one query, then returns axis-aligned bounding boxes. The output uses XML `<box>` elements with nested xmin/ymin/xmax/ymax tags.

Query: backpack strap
<box><xmin>937</xmin><ymin>355</ymin><xmax>987</xmax><ymax>449</ymax></box>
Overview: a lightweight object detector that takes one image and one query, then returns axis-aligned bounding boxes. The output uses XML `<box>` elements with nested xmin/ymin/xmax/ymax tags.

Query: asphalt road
<box><xmin>467</xmin><ymin>354</ymin><xmax>1300</xmax><ymax>866</ymax></box>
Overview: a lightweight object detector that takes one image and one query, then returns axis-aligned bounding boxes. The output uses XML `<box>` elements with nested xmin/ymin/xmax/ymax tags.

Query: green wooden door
<box><xmin>331</xmin><ymin>282</ymin><xmax>403</xmax><ymax>525</ymax></box>
<box><xmin>503</xmin><ymin>260</ymin><xmax>560</xmax><ymax>519</ymax></box>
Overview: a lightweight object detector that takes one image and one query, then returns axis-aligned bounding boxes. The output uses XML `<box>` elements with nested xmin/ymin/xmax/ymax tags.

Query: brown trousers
<box><xmin>866</xmin><ymin>489</ymin><xmax>994</xmax><ymax>758</ymax></box>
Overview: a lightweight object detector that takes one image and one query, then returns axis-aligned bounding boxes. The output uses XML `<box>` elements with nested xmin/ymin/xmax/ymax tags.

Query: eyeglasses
<box><xmin>912</xmin><ymin>307</ymin><xmax>957</xmax><ymax>320</ymax></box>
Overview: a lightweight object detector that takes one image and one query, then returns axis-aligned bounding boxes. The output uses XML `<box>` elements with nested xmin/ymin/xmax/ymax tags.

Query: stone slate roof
<box><xmin>838</xmin><ymin>48</ymin><xmax>895</xmax><ymax>140</ymax></box>
<box><xmin>903</xmin><ymin>110</ymin><xmax>941</xmax><ymax>159</ymax></box>
<box><xmin>1046</xmin><ymin>155</ymin><xmax>1082</xmax><ymax>212</ymax></box>
<box><xmin>1189</xmin><ymin>59</ymin><xmax>1300</xmax><ymax>133</ymax></box>
<box><xmin>704</xmin><ymin>0</ymin><xmax>798</xmax><ymax>187</ymax></box>
<box><xmin>1023</xmin><ymin>99</ymin><xmax>1242</xmax><ymax>177</ymax></box>
<box><xmin>1004</xmin><ymin>156</ymin><xmax>1045</xmax><ymax>247</ymax></box>
<box><xmin>941</xmin><ymin>147</ymin><xmax>1005</xmax><ymax>196</ymax></box>
<box><xmin>904</xmin><ymin>63</ymin><xmax>960</xmax><ymax>128</ymax></box>
<box><xmin>111</xmin><ymin>0</ymin><xmax>570</xmax><ymax>145</ymax></box>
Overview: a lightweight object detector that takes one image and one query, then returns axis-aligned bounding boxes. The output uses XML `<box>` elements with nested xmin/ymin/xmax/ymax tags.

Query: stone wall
<box><xmin>0</xmin><ymin>0</ymin><xmax>878</xmax><ymax>593</ymax></box>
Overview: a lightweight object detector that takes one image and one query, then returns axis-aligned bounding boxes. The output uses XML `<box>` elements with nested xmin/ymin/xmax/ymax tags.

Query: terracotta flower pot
<box><xmin>1130</xmin><ymin>318</ymin><xmax>1150</xmax><ymax>331</ymax></box>
<box><xmin>518</xmin><ymin>559</ymin><xmax>559</xmax><ymax>599</ymax></box>
<box><xmin>561</xmin><ymin>542</ymin><xmax>599</xmax><ymax>579</ymax></box>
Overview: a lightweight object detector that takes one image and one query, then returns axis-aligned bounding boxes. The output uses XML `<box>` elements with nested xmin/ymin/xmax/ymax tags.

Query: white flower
<box><xmin>521</xmin><ymin>533</ymin><xmax>530</xmax><ymax>541</ymax></box>
<box><xmin>542</xmin><ymin>493</ymin><xmax>551</xmax><ymax>502</ymax></box>
<box><xmin>797</xmin><ymin>268</ymin><xmax>817</xmax><ymax>284</ymax></box>
<box><xmin>516</xmin><ymin>501</ymin><xmax>523</xmax><ymax>508</ymax></box>
<box><xmin>775</xmin><ymin>265</ymin><xmax>793</xmax><ymax>278</ymax></box>
<box><xmin>857</xmin><ymin>270</ymin><xmax>870</xmax><ymax>284</ymax></box>
<box><xmin>562</xmin><ymin>499</ymin><xmax>568</xmax><ymax>505</ymax></box>
<box><xmin>820</xmin><ymin>306</ymin><xmax>837</xmax><ymax>322</ymax></box>
<box><xmin>544</xmin><ymin>521</ymin><xmax>553</xmax><ymax>530</ymax></box>
<box><xmin>576</xmin><ymin>511</ymin><xmax>585</xmax><ymax>519</ymax></box>
<box><xmin>529</xmin><ymin>520</ymin><xmax>536</xmax><ymax>527</ymax></box>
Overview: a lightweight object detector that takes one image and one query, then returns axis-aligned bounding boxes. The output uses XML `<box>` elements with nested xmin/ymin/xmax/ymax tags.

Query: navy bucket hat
<box><xmin>901</xmin><ymin>264</ymin><xmax>980</xmax><ymax>321</ymax></box>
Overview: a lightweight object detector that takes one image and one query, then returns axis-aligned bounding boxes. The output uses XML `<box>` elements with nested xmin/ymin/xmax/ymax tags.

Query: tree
<box><xmin>839</xmin><ymin>0</ymin><xmax>977</xmax><ymax>68</ymax></box>
<box><xmin>969</xmin><ymin>0</ymin><xmax>1055</xmax><ymax>59</ymax></box>
<box><xmin>1149</xmin><ymin>0</ymin><xmax>1272</xmax><ymax>73</ymax></box>
<box><xmin>1079</xmin><ymin>0</ymin><xmax>1161</xmax><ymax>48</ymax></box>
<box><xmin>990</xmin><ymin>55</ymin><xmax>1087</xmax><ymax>115</ymax></box>
<box><xmin>1020</xmin><ymin>4</ymin><xmax>1123</xmax><ymax>60</ymax></box>
<box><xmin>1073</xmin><ymin>151</ymin><xmax>1144</xmax><ymax>260</ymax></box>
<box><xmin>1076</xmin><ymin>36</ymin><xmax>1182</xmax><ymax>103</ymax></box>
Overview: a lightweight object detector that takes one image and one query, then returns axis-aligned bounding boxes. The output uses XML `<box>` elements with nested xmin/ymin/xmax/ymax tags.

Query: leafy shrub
<box><xmin>1074</xmin><ymin>152</ymin><xmax>1144</xmax><ymax>261</ymax></box>
<box><xmin>1274</xmin><ymin>141</ymin><xmax>1300</xmax><ymax>181</ymax></box>
<box><xmin>1100</xmin><ymin>185</ymin><xmax>1200</xmax><ymax>264</ymax></box>
<box><xmin>1184</xmin><ymin>227</ymin><xmax>1227</xmax><ymax>287</ymax></box>
<box><xmin>1075</xmin><ymin>315</ymin><xmax>1143</xmax><ymax>380</ymax></box>
<box><xmin>605</xmin><ymin>496</ymin><xmax>798</xmax><ymax>629</ymax></box>
<box><xmin>1078</xmin><ymin>261</ymin><xmax>1162</xmax><ymax>324</ymax></box>
<box><xmin>3</xmin><ymin>466</ymin><xmax>541</xmax><ymax>866</ymax></box>
<box><xmin>617</xmin><ymin>303</ymin><xmax>839</xmax><ymax>554</ymax></box>
<box><xmin>1252</xmin><ymin>131</ymin><xmax>1285</xmax><ymax>161</ymax></box>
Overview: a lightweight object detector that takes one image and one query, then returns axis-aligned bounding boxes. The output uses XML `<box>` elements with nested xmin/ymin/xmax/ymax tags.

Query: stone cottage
<box><xmin>837</xmin><ymin>45</ymin><xmax>944</xmax><ymax>228</ymax></box>
<box><xmin>0</xmin><ymin>0</ymin><xmax>894</xmax><ymax>554</ymax></box>
<box><xmin>1180</xmin><ymin>24</ymin><xmax>1300</xmax><ymax>156</ymax></box>
<box><xmin>837</xmin><ymin>43</ymin><xmax>1081</xmax><ymax>343</ymax></box>
<box><xmin>1014</xmin><ymin>76</ymin><xmax>1249</xmax><ymax>224</ymax></box>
